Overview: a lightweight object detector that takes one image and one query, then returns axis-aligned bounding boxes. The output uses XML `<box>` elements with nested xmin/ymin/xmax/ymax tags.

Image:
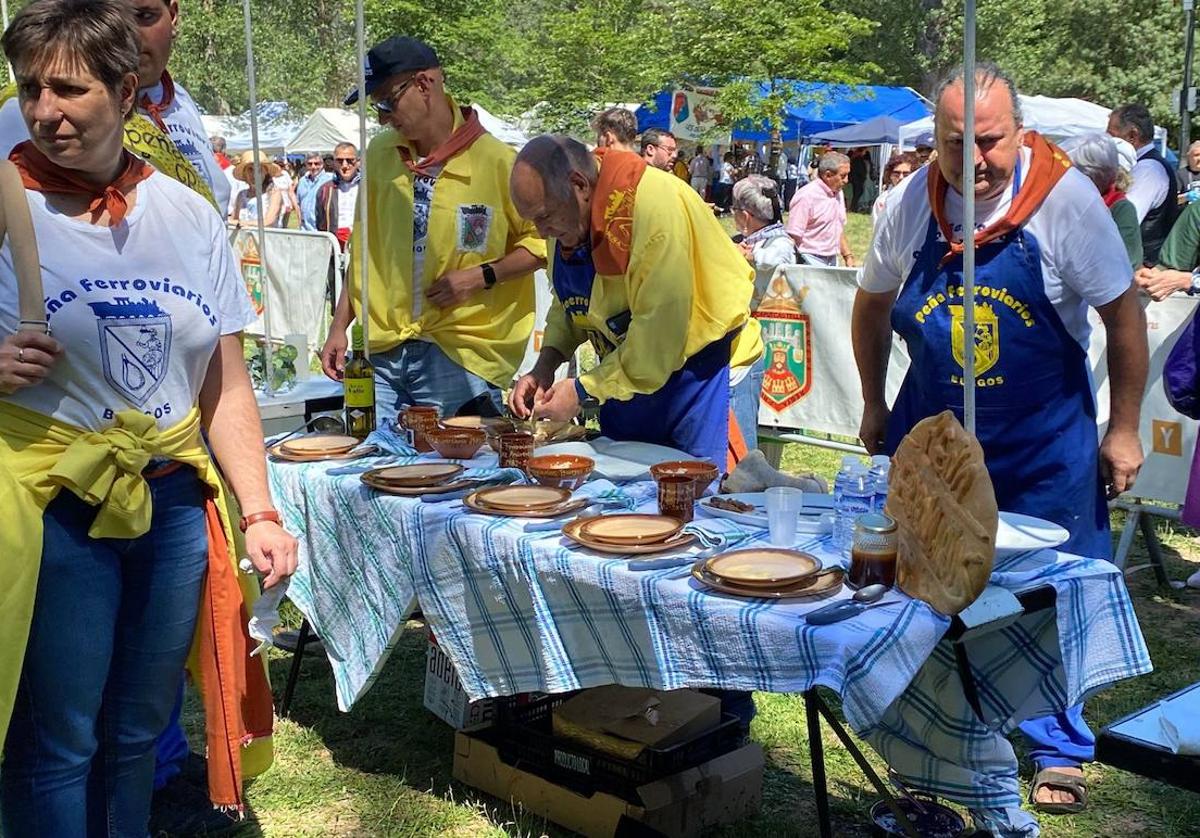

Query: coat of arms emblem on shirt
<box><xmin>89</xmin><ymin>297</ymin><xmax>173</xmax><ymax>407</ymax></box>
<box><xmin>456</xmin><ymin>203</ymin><xmax>492</xmax><ymax>253</ymax></box>
<box><xmin>950</xmin><ymin>302</ymin><xmax>999</xmax><ymax>376</ymax></box>
<box><xmin>756</xmin><ymin>279</ymin><xmax>811</xmax><ymax>412</ymax></box>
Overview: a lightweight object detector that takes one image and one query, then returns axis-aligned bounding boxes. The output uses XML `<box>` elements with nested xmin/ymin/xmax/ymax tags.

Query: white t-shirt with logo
<box><xmin>0</xmin><ymin>172</ymin><xmax>257</xmax><ymax>431</ymax></box>
<box><xmin>336</xmin><ymin>180</ymin><xmax>360</xmax><ymax>233</ymax></box>
<box><xmin>411</xmin><ymin>166</ymin><xmax>442</xmax><ymax>319</ymax></box>
<box><xmin>860</xmin><ymin>148</ymin><xmax>1133</xmax><ymax>348</ymax></box>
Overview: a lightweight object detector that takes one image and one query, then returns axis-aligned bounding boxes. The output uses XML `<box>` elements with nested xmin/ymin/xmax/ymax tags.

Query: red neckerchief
<box><xmin>1102</xmin><ymin>185</ymin><xmax>1126</xmax><ymax>208</ymax></box>
<box><xmin>398</xmin><ymin>105</ymin><xmax>487</xmax><ymax>177</ymax></box>
<box><xmin>591</xmin><ymin>147</ymin><xmax>647</xmax><ymax>275</ymax></box>
<box><xmin>139</xmin><ymin>71</ymin><xmax>175</xmax><ymax>133</ymax></box>
<box><xmin>927</xmin><ymin>130</ymin><xmax>1072</xmax><ymax>267</ymax></box>
<box><xmin>10</xmin><ymin>141</ymin><xmax>153</xmax><ymax>226</ymax></box>
<box><xmin>214</xmin><ymin>152</ymin><xmax>232</xmax><ymax>170</ymax></box>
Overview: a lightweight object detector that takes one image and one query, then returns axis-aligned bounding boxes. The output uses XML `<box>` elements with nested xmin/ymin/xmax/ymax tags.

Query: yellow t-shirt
<box><xmin>347</xmin><ymin>100</ymin><xmax>547</xmax><ymax>387</ymax></box>
<box><xmin>543</xmin><ymin>166</ymin><xmax>763</xmax><ymax>403</ymax></box>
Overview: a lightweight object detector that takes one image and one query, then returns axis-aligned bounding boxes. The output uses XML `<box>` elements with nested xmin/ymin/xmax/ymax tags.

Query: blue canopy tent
<box><xmin>636</xmin><ymin>82</ymin><xmax>930</xmax><ymax>142</ymax></box>
<box><xmin>808</xmin><ymin>114</ymin><xmax>906</xmax><ymax>146</ymax></box>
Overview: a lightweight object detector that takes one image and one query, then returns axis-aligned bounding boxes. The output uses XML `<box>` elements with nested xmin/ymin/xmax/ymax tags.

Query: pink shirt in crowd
<box><xmin>785</xmin><ymin>177</ymin><xmax>846</xmax><ymax>257</ymax></box>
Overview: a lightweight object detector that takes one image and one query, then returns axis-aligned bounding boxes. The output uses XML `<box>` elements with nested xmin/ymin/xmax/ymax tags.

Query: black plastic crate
<box><xmin>485</xmin><ymin>691</ymin><xmax>744</xmax><ymax>801</ymax></box>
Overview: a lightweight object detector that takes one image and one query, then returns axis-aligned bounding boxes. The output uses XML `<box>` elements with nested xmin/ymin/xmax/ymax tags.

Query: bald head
<box><xmin>511</xmin><ymin>135</ymin><xmax>598</xmax><ymax>247</ymax></box>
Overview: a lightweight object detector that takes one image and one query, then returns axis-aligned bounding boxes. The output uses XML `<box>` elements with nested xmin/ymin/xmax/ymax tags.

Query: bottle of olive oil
<box><xmin>343</xmin><ymin>324</ymin><xmax>375</xmax><ymax>440</ymax></box>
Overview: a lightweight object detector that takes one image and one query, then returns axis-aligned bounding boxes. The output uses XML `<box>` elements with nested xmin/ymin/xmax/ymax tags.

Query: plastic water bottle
<box><xmin>868</xmin><ymin>454</ymin><xmax>891</xmax><ymax>513</ymax></box>
<box><xmin>832</xmin><ymin>459</ymin><xmax>872</xmax><ymax>555</ymax></box>
<box><xmin>832</xmin><ymin>455</ymin><xmax>859</xmax><ymax>508</ymax></box>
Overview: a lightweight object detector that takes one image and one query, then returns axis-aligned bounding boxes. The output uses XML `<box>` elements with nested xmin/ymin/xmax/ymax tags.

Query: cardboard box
<box><xmin>423</xmin><ymin>637</ymin><xmax>495</xmax><ymax>731</ymax></box>
<box><xmin>552</xmin><ymin>687</ymin><xmax>722</xmax><ymax>759</ymax></box>
<box><xmin>453</xmin><ymin>731</ymin><xmax>764</xmax><ymax>837</ymax></box>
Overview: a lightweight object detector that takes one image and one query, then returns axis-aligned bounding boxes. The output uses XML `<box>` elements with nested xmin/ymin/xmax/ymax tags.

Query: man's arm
<box><xmin>1096</xmin><ymin>285</ymin><xmax>1149</xmax><ymax>497</ymax></box>
<box><xmin>1126</xmin><ymin>160</ymin><xmax>1169</xmax><ymax>223</ymax></box>
<box><xmin>851</xmin><ymin>288</ymin><xmax>898</xmax><ymax>453</ymax></box>
<box><xmin>840</xmin><ymin>233</ymin><xmax>856</xmax><ymax>267</ymax></box>
<box><xmin>786</xmin><ymin>193</ymin><xmax>812</xmax><ymax>248</ymax></box>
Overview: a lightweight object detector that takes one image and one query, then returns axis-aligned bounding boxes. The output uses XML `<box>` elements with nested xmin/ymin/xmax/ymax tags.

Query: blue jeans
<box><xmin>730</xmin><ymin>364</ymin><xmax>763</xmax><ymax>454</ymax></box>
<box><xmin>2</xmin><ymin>467</ymin><xmax>210</xmax><ymax>838</ymax></box>
<box><xmin>372</xmin><ymin>339</ymin><xmax>503</xmax><ymax>429</ymax></box>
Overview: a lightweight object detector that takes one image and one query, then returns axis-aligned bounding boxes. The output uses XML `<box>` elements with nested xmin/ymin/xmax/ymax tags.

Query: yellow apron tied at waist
<box><xmin>0</xmin><ymin>402</ymin><xmax>271</xmax><ymax>809</ymax></box>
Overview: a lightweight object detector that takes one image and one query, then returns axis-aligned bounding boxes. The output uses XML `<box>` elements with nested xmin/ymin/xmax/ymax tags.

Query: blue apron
<box><xmin>884</xmin><ymin>168</ymin><xmax>1110</xmax><ymax>559</ymax></box>
<box><xmin>553</xmin><ymin>242</ymin><xmax>731</xmax><ymax>466</ymax></box>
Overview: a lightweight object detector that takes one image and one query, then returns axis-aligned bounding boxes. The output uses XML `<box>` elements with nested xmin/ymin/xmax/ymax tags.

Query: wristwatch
<box><xmin>1189</xmin><ymin>267</ymin><xmax>1200</xmax><ymax>296</ymax></box>
<box><xmin>481</xmin><ymin>263</ymin><xmax>498</xmax><ymax>289</ymax></box>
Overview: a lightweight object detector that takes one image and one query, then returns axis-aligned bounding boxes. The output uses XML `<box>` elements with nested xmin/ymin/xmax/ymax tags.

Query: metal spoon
<box><xmin>805</xmin><ymin>583</ymin><xmax>893</xmax><ymax>625</ymax></box>
<box><xmin>853</xmin><ymin>583</ymin><xmax>888</xmax><ymax>604</ymax></box>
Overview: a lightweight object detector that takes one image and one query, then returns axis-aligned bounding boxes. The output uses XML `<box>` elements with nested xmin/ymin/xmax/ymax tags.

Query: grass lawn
<box><xmin>202</xmin><ymin>210</ymin><xmax>1200</xmax><ymax>836</ymax></box>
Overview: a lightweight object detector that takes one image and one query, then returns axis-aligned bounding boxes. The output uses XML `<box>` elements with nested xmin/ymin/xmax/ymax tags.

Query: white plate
<box><xmin>696</xmin><ymin>492</ymin><xmax>834</xmax><ymax>534</ymax></box>
<box><xmin>995</xmin><ymin>511</ymin><xmax>1070</xmax><ymax>557</ymax></box>
<box><xmin>536</xmin><ymin>438</ymin><xmax>694</xmax><ymax>482</ymax></box>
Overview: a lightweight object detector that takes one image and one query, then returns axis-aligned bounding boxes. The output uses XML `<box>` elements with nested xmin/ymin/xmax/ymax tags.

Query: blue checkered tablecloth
<box><xmin>267</xmin><ymin>450</ymin><xmax>1152</xmax><ymax>837</ymax></box>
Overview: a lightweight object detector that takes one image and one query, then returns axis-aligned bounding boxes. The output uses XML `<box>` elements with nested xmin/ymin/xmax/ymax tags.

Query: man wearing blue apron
<box><xmin>853</xmin><ymin>65</ymin><xmax>1148</xmax><ymax>816</ymax></box>
<box><xmin>506</xmin><ymin>136</ymin><xmax>762</xmax><ymax>472</ymax></box>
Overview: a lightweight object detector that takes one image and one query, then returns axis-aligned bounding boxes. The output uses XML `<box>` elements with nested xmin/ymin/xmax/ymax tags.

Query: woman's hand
<box><xmin>0</xmin><ymin>330</ymin><xmax>62</xmax><ymax>394</ymax></box>
<box><xmin>244</xmin><ymin>518</ymin><xmax>298</xmax><ymax>589</ymax></box>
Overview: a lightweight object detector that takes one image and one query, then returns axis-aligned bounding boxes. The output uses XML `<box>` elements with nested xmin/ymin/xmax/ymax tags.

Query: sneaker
<box><xmin>149</xmin><ymin>772</ymin><xmax>245</xmax><ymax>837</ymax></box>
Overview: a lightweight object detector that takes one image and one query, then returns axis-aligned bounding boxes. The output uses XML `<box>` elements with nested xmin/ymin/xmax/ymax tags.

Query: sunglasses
<box><xmin>335</xmin><ymin>157</ymin><xmax>358</xmax><ymax>164</ymax></box>
<box><xmin>372</xmin><ymin>78</ymin><xmax>415</xmax><ymax>115</ymax></box>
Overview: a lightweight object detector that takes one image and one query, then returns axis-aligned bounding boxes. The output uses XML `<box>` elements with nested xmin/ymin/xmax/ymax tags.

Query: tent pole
<box><xmin>961</xmin><ymin>0</ymin><xmax>977</xmax><ymax>435</ymax></box>
<box><xmin>241</xmin><ymin>0</ymin><xmax>275</xmax><ymax>397</ymax></box>
<box><xmin>354</xmin><ymin>0</ymin><xmax>370</xmax><ymax>360</ymax></box>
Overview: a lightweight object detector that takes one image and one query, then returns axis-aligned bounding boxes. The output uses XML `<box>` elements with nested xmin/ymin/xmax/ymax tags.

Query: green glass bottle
<box><xmin>343</xmin><ymin>324</ymin><xmax>376</xmax><ymax>440</ymax></box>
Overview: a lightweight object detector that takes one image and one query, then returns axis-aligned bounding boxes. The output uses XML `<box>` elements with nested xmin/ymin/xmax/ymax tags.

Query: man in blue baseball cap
<box><xmin>321</xmin><ymin>36</ymin><xmax>546</xmax><ymax>425</ymax></box>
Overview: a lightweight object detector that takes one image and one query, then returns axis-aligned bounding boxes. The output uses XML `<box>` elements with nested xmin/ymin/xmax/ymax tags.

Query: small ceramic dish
<box><xmin>425</xmin><ymin>427</ymin><xmax>487</xmax><ymax>460</ymax></box>
<box><xmin>526</xmin><ymin>453</ymin><xmax>595</xmax><ymax>489</ymax></box>
<box><xmin>649</xmin><ymin>460</ymin><xmax>720</xmax><ymax>496</ymax></box>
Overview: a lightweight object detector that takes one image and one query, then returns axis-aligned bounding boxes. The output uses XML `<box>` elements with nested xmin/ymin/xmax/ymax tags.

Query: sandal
<box><xmin>1028</xmin><ymin>767</ymin><xmax>1088</xmax><ymax>815</ymax></box>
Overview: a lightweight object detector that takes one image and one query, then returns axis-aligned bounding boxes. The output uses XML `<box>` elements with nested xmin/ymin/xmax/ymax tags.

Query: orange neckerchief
<box><xmin>591</xmin><ymin>147</ymin><xmax>646</xmax><ymax>275</ymax></box>
<box><xmin>139</xmin><ymin>70</ymin><xmax>175</xmax><ymax>133</ymax></box>
<box><xmin>198</xmin><ymin>498</ymin><xmax>275</xmax><ymax>812</ymax></box>
<box><xmin>9</xmin><ymin>141</ymin><xmax>153</xmax><ymax>227</ymax></box>
<box><xmin>399</xmin><ymin>105</ymin><xmax>487</xmax><ymax>177</ymax></box>
<box><xmin>927</xmin><ymin>130</ymin><xmax>1071</xmax><ymax>267</ymax></box>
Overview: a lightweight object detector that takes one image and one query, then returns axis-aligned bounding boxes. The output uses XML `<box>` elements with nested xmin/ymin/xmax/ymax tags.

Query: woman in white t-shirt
<box><xmin>0</xmin><ymin>3</ymin><xmax>295</xmax><ymax>834</ymax></box>
<box><xmin>230</xmin><ymin>149</ymin><xmax>284</xmax><ymax>227</ymax></box>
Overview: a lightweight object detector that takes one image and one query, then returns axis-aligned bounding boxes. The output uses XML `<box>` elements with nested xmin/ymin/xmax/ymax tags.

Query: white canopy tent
<box><xmin>285</xmin><ymin>104</ymin><xmax>529</xmax><ymax>154</ymax></box>
<box><xmin>898</xmin><ymin>94</ymin><xmax>1168</xmax><ymax>151</ymax></box>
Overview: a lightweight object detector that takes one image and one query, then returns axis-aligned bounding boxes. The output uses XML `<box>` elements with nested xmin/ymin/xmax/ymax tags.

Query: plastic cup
<box><xmin>765</xmin><ymin>487</ymin><xmax>804</xmax><ymax>546</ymax></box>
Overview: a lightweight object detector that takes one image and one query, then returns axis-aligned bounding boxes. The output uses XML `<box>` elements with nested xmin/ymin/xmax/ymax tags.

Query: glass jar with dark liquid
<box><xmin>848</xmin><ymin>512</ymin><xmax>898</xmax><ymax>589</ymax></box>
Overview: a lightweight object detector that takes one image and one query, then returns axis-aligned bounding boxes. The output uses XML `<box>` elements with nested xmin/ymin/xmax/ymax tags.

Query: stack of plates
<box><xmin>271</xmin><ymin>434</ymin><xmax>372</xmax><ymax>462</ymax></box>
<box><xmin>361</xmin><ymin>462</ymin><xmax>469</xmax><ymax>496</ymax></box>
<box><xmin>562</xmin><ymin>513</ymin><xmax>697</xmax><ymax>555</ymax></box>
<box><xmin>463</xmin><ymin>485</ymin><xmax>588</xmax><ymax>518</ymax></box>
<box><xmin>690</xmin><ymin>548</ymin><xmax>842</xmax><ymax>599</ymax></box>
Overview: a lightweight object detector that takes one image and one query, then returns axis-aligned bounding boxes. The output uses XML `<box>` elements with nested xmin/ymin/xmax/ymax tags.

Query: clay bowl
<box><xmin>526</xmin><ymin>454</ymin><xmax>595</xmax><ymax>490</ymax></box>
<box><xmin>425</xmin><ymin>427</ymin><xmax>487</xmax><ymax>460</ymax></box>
<box><xmin>649</xmin><ymin>460</ymin><xmax>720</xmax><ymax>496</ymax></box>
<box><xmin>482</xmin><ymin>419</ymin><xmax>518</xmax><ymax>452</ymax></box>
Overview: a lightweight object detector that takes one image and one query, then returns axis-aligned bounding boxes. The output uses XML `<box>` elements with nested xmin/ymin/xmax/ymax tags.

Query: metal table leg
<box><xmin>804</xmin><ymin>690</ymin><xmax>834</xmax><ymax>838</ymax></box>
<box><xmin>278</xmin><ymin>618</ymin><xmax>312</xmax><ymax>719</ymax></box>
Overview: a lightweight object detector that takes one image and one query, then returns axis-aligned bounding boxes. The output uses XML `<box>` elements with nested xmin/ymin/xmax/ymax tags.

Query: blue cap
<box><xmin>344</xmin><ymin>36</ymin><xmax>440</xmax><ymax>106</ymax></box>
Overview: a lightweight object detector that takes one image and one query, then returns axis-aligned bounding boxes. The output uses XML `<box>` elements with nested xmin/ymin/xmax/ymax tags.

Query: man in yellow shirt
<box><xmin>508</xmin><ymin>135</ymin><xmax>762</xmax><ymax>468</ymax></box>
<box><xmin>320</xmin><ymin>37</ymin><xmax>546</xmax><ymax>424</ymax></box>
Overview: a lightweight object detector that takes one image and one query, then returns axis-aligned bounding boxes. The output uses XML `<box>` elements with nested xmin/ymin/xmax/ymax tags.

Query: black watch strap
<box><xmin>481</xmin><ymin>263</ymin><xmax>498</xmax><ymax>289</ymax></box>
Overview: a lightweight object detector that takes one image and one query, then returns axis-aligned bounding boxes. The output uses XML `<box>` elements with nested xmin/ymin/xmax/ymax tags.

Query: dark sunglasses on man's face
<box><xmin>336</xmin><ymin>157</ymin><xmax>358</xmax><ymax>165</ymax></box>
<box><xmin>372</xmin><ymin>78</ymin><xmax>415</xmax><ymax>115</ymax></box>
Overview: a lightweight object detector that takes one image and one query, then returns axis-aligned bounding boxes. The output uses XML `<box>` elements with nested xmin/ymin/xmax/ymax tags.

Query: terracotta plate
<box><xmin>361</xmin><ymin>474</ymin><xmax>474</xmax><ymax>496</ymax></box>
<box><xmin>280</xmin><ymin>434</ymin><xmax>361</xmax><ymax>456</ymax></box>
<box><xmin>703</xmin><ymin>548</ymin><xmax>820</xmax><ymax>588</ymax></box>
<box><xmin>471</xmin><ymin>485</ymin><xmax>573</xmax><ymax>511</ymax></box>
<box><xmin>369</xmin><ymin>463</ymin><xmax>464</xmax><ymax>487</ymax></box>
<box><xmin>691</xmin><ymin>563</ymin><xmax>843</xmax><ymax>599</ymax></box>
<box><xmin>269</xmin><ymin>443</ymin><xmax>376</xmax><ymax>463</ymax></box>
<box><xmin>563</xmin><ymin>517</ymin><xmax>697</xmax><ymax>555</ymax></box>
<box><xmin>462</xmin><ymin>493</ymin><xmax>588</xmax><ymax>519</ymax></box>
<box><xmin>577</xmin><ymin>514</ymin><xmax>684</xmax><ymax>545</ymax></box>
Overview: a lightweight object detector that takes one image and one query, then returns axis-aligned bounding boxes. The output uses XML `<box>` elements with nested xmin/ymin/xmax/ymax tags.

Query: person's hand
<box><xmin>1100</xmin><ymin>427</ymin><xmax>1143</xmax><ymax>500</ymax></box>
<box><xmin>0</xmin><ymin>330</ymin><xmax>62</xmax><ymax>395</ymax></box>
<box><xmin>842</xmin><ymin>253</ymin><xmax>857</xmax><ymax>268</ymax></box>
<box><xmin>427</xmin><ymin>266</ymin><xmax>485</xmax><ymax>308</ymax></box>
<box><xmin>858</xmin><ymin>401</ymin><xmax>890</xmax><ymax>455</ymax></box>
<box><xmin>532</xmin><ymin>378</ymin><xmax>582</xmax><ymax>422</ymax></box>
<box><xmin>1134</xmin><ymin>266</ymin><xmax>1191</xmax><ymax>301</ymax></box>
<box><xmin>508</xmin><ymin>366</ymin><xmax>555</xmax><ymax>419</ymax></box>
<box><xmin>244</xmin><ymin>519</ymin><xmax>298</xmax><ymax>590</ymax></box>
<box><xmin>737</xmin><ymin>240</ymin><xmax>755</xmax><ymax>264</ymax></box>
<box><xmin>319</xmin><ymin>328</ymin><xmax>348</xmax><ymax>381</ymax></box>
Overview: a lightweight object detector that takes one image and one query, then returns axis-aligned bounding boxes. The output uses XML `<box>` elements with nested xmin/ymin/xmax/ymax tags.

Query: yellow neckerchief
<box><xmin>0</xmin><ymin>83</ymin><xmax>218</xmax><ymax>211</ymax></box>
